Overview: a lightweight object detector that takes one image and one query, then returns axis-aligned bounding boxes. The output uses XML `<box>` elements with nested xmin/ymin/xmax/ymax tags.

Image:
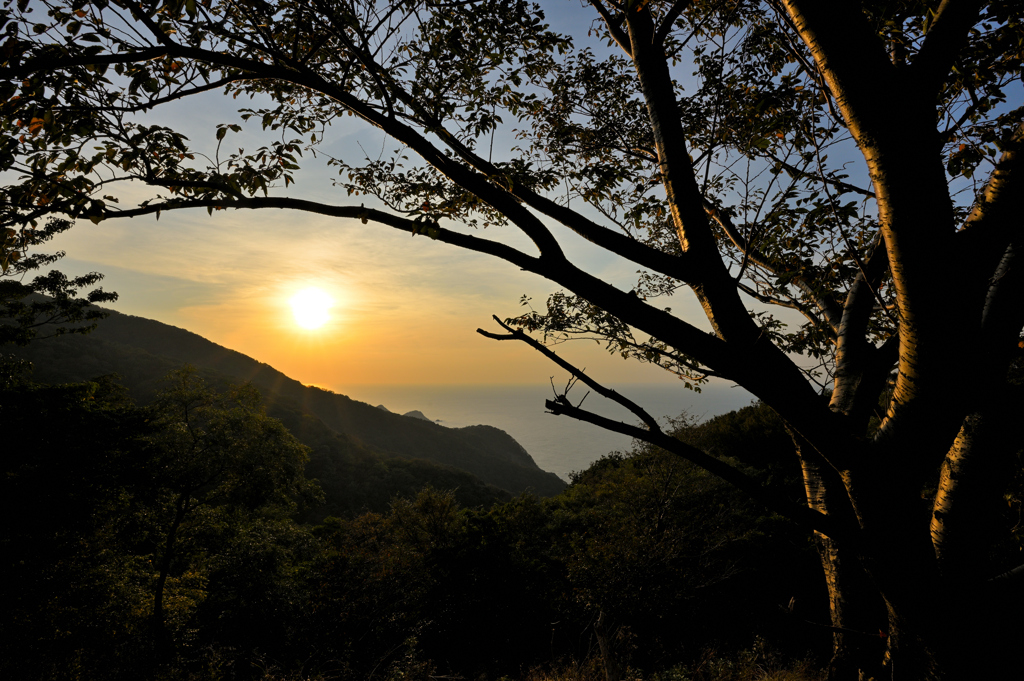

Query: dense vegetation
<box><xmin>1</xmin><ymin>362</ymin><xmax>831</xmax><ymax>681</ymax></box>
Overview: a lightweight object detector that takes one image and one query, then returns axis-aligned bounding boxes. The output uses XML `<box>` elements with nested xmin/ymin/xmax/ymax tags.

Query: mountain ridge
<box><xmin>9</xmin><ymin>307</ymin><xmax>567</xmax><ymax>498</ymax></box>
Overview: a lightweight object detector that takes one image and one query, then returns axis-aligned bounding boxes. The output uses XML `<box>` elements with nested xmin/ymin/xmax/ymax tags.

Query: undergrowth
<box><xmin>516</xmin><ymin>638</ymin><xmax>825</xmax><ymax>681</ymax></box>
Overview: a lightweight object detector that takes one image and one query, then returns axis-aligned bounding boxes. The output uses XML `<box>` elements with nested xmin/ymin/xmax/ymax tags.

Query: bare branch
<box><xmin>476</xmin><ymin>313</ymin><xmax>847</xmax><ymax>538</ymax></box>
<box><xmin>477</xmin><ymin>315</ymin><xmax>662</xmax><ymax>429</ymax></box>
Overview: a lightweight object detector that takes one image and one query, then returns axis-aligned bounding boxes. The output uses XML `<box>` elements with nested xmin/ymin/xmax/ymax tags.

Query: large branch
<box><xmin>0</xmin><ymin>46</ymin><xmax>169</xmax><ymax>80</ymax></box>
<box><xmin>912</xmin><ymin>0</ymin><xmax>983</xmax><ymax>96</ymax></box>
<box><xmin>97</xmin><ymin>194</ymin><xmax>742</xmax><ymax>377</ymax></box>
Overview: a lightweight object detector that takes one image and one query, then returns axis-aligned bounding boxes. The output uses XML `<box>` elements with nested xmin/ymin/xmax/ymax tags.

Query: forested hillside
<box><xmin>1</xmin><ymin>361</ymin><xmax>831</xmax><ymax>681</ymax></box>
<box><xmin>8</xmin><ymin>306</ymin><xmax>565</xmax><ymax>498</ymax></box>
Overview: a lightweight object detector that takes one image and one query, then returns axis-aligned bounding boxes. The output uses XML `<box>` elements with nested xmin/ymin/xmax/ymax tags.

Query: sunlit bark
<box><xmin>795</xmin><ymin>438</ymin><xmax>886</xmax><ymax>681</ymax></box>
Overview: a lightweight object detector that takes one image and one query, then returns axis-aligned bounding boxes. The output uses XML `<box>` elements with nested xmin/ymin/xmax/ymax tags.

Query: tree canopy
<box><xmin>2</xmin><ymin>1</ymin><xmax>1022</xmax><ymax>678</ymax></box>
<box><xmin>2</xmin><ymin>365</ymin><xmax>826</xmax><ymax>680</ymax></box>
<box><xmin>0</xmin><ymin>368</ymin><xmax>324</xmax><ymax>679</ymax></box>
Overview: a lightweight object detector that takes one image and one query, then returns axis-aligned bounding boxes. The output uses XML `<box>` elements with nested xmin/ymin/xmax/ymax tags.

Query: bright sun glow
<box><xmin>290</xmin><ymin>287</ymin><xmax>334</xmax><ymax>329</ymax></box>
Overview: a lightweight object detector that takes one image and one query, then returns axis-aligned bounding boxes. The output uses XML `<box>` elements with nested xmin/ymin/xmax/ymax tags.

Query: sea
<box><xmin>336</xmin><ymin>381</ymin><xmax>755</xmax><ymax>481</ymax></box>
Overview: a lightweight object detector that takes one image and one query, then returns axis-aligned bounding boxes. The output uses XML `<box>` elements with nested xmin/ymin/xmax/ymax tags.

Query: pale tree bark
<box><xmin>794</xmin><ymin>436</ymin><xmax>886</xmax><ymax>681</ymax></box>
<box><xmin>932</xmin><ymin>405</ymin><xmax>1020</xmax><ymax>584</ymax></box>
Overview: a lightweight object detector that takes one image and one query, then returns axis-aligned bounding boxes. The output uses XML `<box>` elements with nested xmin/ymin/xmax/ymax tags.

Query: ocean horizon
<box><xmin>335</xmin><ymin>381</ymin><xmax>755</xmax><ymax>481</ymax></box>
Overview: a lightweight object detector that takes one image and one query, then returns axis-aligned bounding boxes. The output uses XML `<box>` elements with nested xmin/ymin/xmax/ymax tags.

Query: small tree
<box><xmin>0</xmin><ymin>217</ymin><xmax>116</xmax><ymax>346</ymax></box>
<box><xmin>1</xmin><ymin>368</ymin><xmax>324</xmax><ymax>677</ymax></box>
<box><xmin>144</xmin><ymin>367</ymin><xmax>321</xmax><ymax>658</ymax></box>
<box><xmin>2</xmin><ymin>1</ymin><xmax>1022</xmax><ymax>677</ymax></box>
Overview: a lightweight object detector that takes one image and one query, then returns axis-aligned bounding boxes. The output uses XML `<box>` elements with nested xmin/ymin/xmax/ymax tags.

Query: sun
<box><xmin>290</xmin><ymin>287</ymin><xmax>334</xmax><ymax>330</ymax></box>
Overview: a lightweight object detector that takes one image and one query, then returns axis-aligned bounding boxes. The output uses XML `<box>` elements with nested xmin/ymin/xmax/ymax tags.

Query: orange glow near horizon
<box><xmin>50</xmin><ymin>207</ymin><xmax>710</xmax><ymax>388</ymax></box>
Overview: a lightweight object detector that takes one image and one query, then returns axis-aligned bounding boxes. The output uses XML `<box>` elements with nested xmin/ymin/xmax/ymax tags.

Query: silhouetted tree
<box><xmin>3</xmin><ymin>2</ymin><xmax>1022</xmax><ymax>677</ymax></box>
<box><xmin>0</xmin><ymin>218</ymin><xmax>115</xmax><ymax>346</ymax></box>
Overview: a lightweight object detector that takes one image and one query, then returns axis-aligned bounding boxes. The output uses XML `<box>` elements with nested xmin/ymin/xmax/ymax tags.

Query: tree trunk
<box><xmin>796</xmin><ymin>440</ymin><xmax>886</xmax><ymax>681</ymax></box>
<box><xmin>815</xmin><ymin>535</ymin><xmax>888</xmax><ymax>681</ymax></box>
<box><xmin>594</xmin><ymin>610</ymin><xmax>622</xmax><ymax>681</ymax></box>
<box><xmin>848</xmin><ymin>474</ymin><xmax>962</xmax><ymax>680</ymax></box>
<box><xmin>152</xmin><ymin>492</ymin><xmax>190</xmax><ymax>661</ymax></box>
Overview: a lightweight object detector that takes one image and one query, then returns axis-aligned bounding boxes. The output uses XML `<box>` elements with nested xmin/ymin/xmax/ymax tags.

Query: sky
<box><xmin>39</xmin><ymin>1</ymin><xmax>741</xmax><ymax>393</ymax></box>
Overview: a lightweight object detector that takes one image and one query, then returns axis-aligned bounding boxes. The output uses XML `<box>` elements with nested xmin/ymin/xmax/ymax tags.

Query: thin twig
<box><xmin>478</xmin><ymin>316</ymin><xmax>660</xmax><ymax>430</ymax></box>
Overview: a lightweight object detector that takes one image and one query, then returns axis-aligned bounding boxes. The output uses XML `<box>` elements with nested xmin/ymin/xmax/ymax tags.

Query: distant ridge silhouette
<box><xmin>10</xmin><ymin>307</ymin><xmax>566</xmax><ymax>500</ymax></box>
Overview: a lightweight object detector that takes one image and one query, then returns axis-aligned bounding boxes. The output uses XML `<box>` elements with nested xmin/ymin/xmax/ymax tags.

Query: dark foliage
<box><xmin>0</xmin><ymin>218</ymin><xmax>116</xmax><ymax>346</ymax></box>
<box><xmin>1</xmin><ymin>366</ymin><xmax>829</xmax><ymax>680</ymax></box>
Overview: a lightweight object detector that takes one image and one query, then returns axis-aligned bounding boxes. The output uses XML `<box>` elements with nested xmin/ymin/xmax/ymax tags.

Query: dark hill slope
<box><xmin>10</xmin><ymin>331</ymin><xmax>513</xmax><ymax>517</ymax></box>
<box><xmin>13</xmin><ymin>308</ymin><xmax>565</xmax><ymax>496</ymax></box>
